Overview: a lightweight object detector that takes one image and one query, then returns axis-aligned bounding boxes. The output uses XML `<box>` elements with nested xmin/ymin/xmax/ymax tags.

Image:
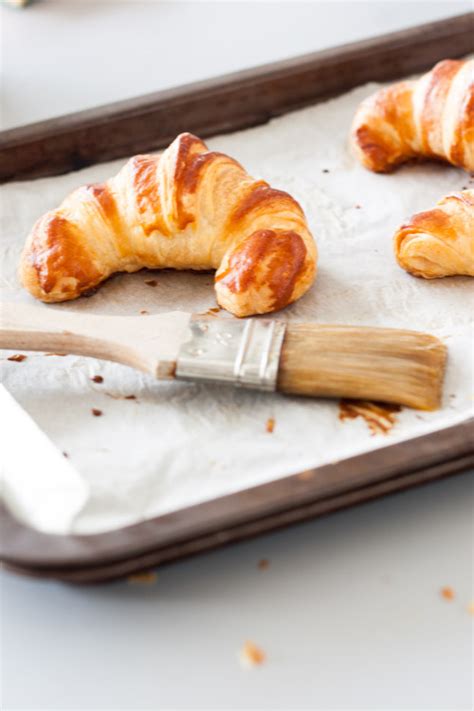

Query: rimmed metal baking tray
<box><xmin>1</xmin><ymin>13</ymin><xmax>473</xmax><ymax>583</ymax></box>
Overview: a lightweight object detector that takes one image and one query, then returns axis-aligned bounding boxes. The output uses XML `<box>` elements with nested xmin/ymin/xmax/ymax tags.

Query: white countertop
<box><xmin>1</xmin><ymin>2</ymin><xmax>473</xmax><ymax>709</ymax></box>
<box><xmin>1</xmin><ymin>0</ymin><xmax>472</xmax><ymax>130</ymax></box>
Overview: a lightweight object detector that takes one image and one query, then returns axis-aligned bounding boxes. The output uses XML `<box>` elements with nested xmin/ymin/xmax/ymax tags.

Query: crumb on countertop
<box><xmin>265</xmin><ymin>417</ymin><xmax>275</xmax><ymax>433</ymax></box>
<box><xmin>239</xmin><ymin>641</ymin><xmax>266</xmax><ymax>668</ymax></box>
<box><xmin>91</xmin><ymin>408</ymin><xmax>103</xmax><ymax>417</ymax></box>
<box><xmin>467</xmin><ymin>602</ymin><xmax>474</xmax><ymax>615</ymax></box>
<box><xmin>140</xmin><ymin>310</ymin><xmax>149</xmax><ymax>315</ymax></box>
<box><xmin>7</xmin><ymin>354</ymin><xmax>27</xmax><ymax>362</ymax></box>
<box><xmin>128</xmin><ymin>571</ymin><xmax>158</xmax><ymax>584</ymax></box>
<box><xmin>440</xmin><ymin>586</ymin><xmax>455</xmax><ymax>600</ymax></box>
<box><xmin>258</xmin><ymin>559</ymin><xmax>270</xmax><ymax>571</ymax></box>
<box><xmin>144</xmin><ymin>279</ymin><xmax>158</xmax><ymax>287</ymax></box>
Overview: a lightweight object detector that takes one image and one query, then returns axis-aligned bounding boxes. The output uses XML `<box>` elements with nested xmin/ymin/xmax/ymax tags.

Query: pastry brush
<box><xmin>0</xmin><ymin>303</ymin><xmax>446</xmax><ymax>410</ymax></box>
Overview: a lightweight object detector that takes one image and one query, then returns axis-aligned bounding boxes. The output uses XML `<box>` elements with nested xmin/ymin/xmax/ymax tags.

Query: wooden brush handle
<box><xmin>277</xmin><ymin>323</ymin><xmax>446</xmax><ymax>410</ymax></box>
<box><xmin>1</xmin><ymin>303</ymin><xmax>133</xmax><ymax>357</ymax></box>
<box><xmin>0</xmin><ymin>303</ymin><xmax>187</xmax><ymax>377</ymax></box>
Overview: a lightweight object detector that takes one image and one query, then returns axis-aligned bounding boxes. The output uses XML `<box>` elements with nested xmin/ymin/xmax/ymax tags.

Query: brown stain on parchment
<box><xmin>339</xmin><ymin>399</ymin><xmax>401</xmax><ymax>436</ymax></box>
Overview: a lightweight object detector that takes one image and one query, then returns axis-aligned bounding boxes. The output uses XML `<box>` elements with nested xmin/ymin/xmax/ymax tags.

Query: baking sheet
<box><xmin>1</xmin><ymin>77</ymin><xmax>473</xmax><ymax>535</ymax></box>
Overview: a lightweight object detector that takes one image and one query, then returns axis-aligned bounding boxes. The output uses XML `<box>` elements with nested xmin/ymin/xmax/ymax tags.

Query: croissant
<box><xmin>351</xmin><ymin>58</ymin><xmax>474</xmax><ymax>173</ymax></box>
<box><xmin>394</xmin><ymin>189</ymin><xmax>474</xmax><ymax>278</ymax></box>
<box><xmin>20</xmin><ymin>133</ymin><xmax>317</xmax><ymax>317</ymax></box>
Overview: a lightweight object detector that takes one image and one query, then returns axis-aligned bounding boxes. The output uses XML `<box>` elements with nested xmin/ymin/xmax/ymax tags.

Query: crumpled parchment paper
<box><xmin>1</xmin><ymin>78</ymin><xmax>473</xmax><ymax>534</ymax></box>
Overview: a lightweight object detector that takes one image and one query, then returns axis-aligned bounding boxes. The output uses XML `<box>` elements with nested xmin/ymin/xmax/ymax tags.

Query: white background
<box><xmin>1</xmin><ymin>2</ymin><xmax>473</xmax><ymax>709</ymax></box>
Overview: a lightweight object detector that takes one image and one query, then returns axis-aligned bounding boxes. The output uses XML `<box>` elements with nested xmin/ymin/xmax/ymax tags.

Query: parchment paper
<box><xmin>1</xmin><ymin>78</ymin><xmax>473</xmax><ymax>534</ymax></box>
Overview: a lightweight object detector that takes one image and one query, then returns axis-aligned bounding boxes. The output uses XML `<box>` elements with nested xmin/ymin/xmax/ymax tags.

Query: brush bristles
<box><xmin>277</xmin><ymin>324</ymin><xmax>447</xmax><ymax>410</ymax></box>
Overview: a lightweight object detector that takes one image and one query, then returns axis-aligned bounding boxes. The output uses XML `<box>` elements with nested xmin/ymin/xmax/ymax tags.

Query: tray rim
<box><xmin>4</xmin><ymin>453</ymin><xmax>474</xmax><ymax>584</ymax></box>
<box><xmin>1</xmin><ymin>13</ymin><xmax>474</xmax><ymax>580</ymax></box>
<box><xmin>1</xmin><ymin>416</ymin><xmax>473</xmax><ymax>575</ymax></box>
<box><xmin>1</xmin><ymin>12</ymin><xmax>472</xmax><ymax>181</ymax></box>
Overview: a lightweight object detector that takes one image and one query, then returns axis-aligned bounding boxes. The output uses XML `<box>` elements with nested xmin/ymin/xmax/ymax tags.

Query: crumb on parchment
<box><xmin>104</xmin><ymin>392</ymin><xmax>137</xmax><ymax>400</ymax></box>
<box><xmin>467</xmin><ymin>602</ymin><xmax>474</xmax><ymax>615</ymax></box>
<box><xmin>265</xmin><ymin>417</ymin><xmax>275</xmax><ymax>433</ymax></box>
<box><xmin>239</xmin><ymin>641</ymin><xmax>266</xmax><ymax>668</ymax></box>
<box><xmin>91</xmin><ymin>408</ymin><xmax>103</xmax><ymax>417</ymax></box>
<box><xmin>91</xmin><ymin>375</ymin><xmax>104</xmax><ymax>384</ymax></box>
<box><xmin>440</xmin><ymin>586</ymin><xmax>455</xmax><ymax>600</ymax></box>
<box><xmin>7</xmin><ymin>354</ymin><xmax>27</xmax><ymax>362</ymax></box>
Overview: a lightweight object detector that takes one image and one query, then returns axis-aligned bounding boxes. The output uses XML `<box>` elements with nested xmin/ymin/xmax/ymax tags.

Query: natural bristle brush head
<box><xmin>277</xmin><ymin>324</ymin><xmax>447</xmax><ymax>410</ymax></box>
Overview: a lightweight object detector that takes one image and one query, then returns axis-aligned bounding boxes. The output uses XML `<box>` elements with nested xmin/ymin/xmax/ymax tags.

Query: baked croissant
<box><xmin>394</xmin><ymin>189</ymin><xmax>474</xmax><ymax>278</ymax></box>
<box><xmin>351</xmin><ymin>58</ymin><xmax>474</xmax><ymax>173</ymax></box>
<box><xmin>20</xmin><ymin>133</ymin><xmax>317</xmax><ymax>317</ymax></box>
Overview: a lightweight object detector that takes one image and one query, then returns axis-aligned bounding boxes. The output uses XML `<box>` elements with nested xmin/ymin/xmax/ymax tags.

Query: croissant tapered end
<box><xmin>351</xmin><ymin>58</ymin><xmax>474</xmax><ymax>173</ymax></box>
<box><xmin>351</xmin><ymin>81</ymin><xmax>417</xmax><ymax>173</ymax></box>
<box><xmin>19</xmin><ymin>211</ymin><xmax>104</xmax><ymax>302</ymax></box>
<box><xmin>394</xmin><ymin>190</ymin><xmax>474</xmax><ymax>279</ymax></box>
<box><xmin>19</xmin><ymin>133</ymin><xmax>317</xmax><ymax>317</ymax></box>
<box><xmin>215</xmin><ymin>228</ymin><xmax>317</xmax><ymax>318</ymax></box>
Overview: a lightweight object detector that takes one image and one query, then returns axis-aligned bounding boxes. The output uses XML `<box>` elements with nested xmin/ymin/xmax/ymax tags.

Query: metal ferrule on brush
<box><xmin>175</xmin><ymin>317</ymin><xmax>287</xmax><ymax>391</ymax></box>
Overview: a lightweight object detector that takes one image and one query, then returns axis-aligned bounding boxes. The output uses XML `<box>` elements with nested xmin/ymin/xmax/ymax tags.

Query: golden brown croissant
<box><xmin>394</xmin><ymin>189</ymin><xmax>474</xmax><ymax>278</ymax></box>
<box><xmin>20</xmin><ymin>133</ymin><xmax>317</xmax><ymax>317</ymax></box>
<box><xmin>351</xmin><ymin>59</ymin><xmax>474</xmax><ymax>173</ymax></box>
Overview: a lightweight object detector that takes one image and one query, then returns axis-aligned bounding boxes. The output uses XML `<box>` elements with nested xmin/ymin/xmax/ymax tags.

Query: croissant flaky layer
<box><xmin>394</xmin><ymin>189</ymin><xmax>474</xmax><ymax>278</ymax></box>
<box><xmin>20</xmin><ymin>133</ymin><xmax>317</xmax><ymax>317</ymax></box>
<box><xmin>351</xmin><ymin>58</ymin><xmax>474</xmax><ymax>173</ymax></box>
